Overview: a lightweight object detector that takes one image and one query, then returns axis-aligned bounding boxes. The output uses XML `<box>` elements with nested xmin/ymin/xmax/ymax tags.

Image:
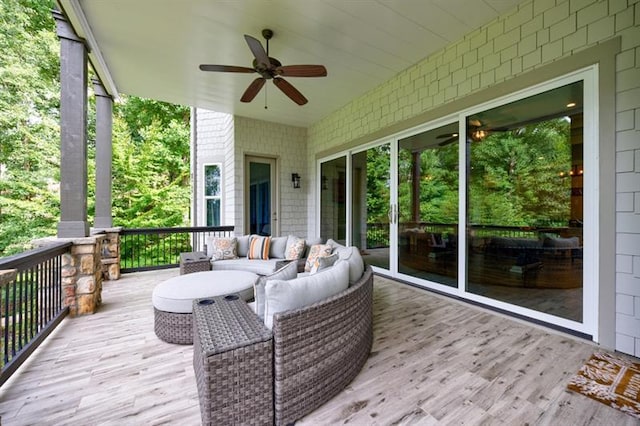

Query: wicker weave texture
<box><xmin>193</xmin><ymin>297</ymin><xmax>274</xmax><ymax>425</ymax></box>
<box><xmin>154</xmin><ymin>308</ymin><xmax>193</xmax><ymax>345</ymax></box>
<box><xmin>272</xmin><ymin>266</ymin><xmax>374</xmax><ymax>425</ymax></box>
<box><xmin>180</xmin><ymin>251</ymin><xmax>211</xmax><ymax>275</ymax></box>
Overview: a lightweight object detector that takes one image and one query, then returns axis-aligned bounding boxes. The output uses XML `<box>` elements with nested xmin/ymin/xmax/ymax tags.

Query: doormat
<box><xmin>567</xmin><ymin>351</ymin><xmax>640</xmax><ymax>419</ymax></box>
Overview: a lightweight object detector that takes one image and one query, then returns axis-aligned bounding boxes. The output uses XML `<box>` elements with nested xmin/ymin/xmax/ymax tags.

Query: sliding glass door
<box><xmin>317</xmin><ymin>69</ymin><xmax>594</xmax><ymax>336</ymax></box>
<box><xmin>397</xmin><ymin>123</ymin><xmax>459</xmax><ymax>287</ymax></box>
<box><xmin>351</xmin><ymin>144</ymin><xmax>391</xmax><ymax>270</ymax></box>
<box><xmin>465</xmin><ymin>81</ymin><xmax>584</xmax><ymax>322</ymax></box>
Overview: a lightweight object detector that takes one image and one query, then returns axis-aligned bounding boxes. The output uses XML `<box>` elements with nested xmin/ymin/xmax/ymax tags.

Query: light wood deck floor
<box><xmin>0</xmin><ymin>269</ymin><xmax>637</xmax><ymax>425</ymax></box>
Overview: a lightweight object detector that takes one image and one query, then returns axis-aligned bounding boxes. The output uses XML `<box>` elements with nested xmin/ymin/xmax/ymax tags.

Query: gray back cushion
<box><xmin>253</xmin><ymin>260</ymin><xmax>298</xmax><ymax>321</ymax></box>
<box><xmin>236</xmin><ymin>235</ymin><xmax>251</xmax><ymax>257</ymax></box>
<box><xmin>269</xmin><ymin>236</ymin><xmax>288</xmax><ymax>259</ymax></box>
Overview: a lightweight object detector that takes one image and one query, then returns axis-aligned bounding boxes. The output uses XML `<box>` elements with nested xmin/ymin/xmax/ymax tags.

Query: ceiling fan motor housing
<box><xmin>252</xmin><ymin>57</ymin><xmax>282</xmax><ymax>78</ymax></box>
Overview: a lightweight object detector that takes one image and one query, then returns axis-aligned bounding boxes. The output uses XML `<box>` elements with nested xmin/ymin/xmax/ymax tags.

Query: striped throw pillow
<box><xmin>247</xmin><ymin>236</ymin><xmax>271</xmax><ymax>260</ymax></box>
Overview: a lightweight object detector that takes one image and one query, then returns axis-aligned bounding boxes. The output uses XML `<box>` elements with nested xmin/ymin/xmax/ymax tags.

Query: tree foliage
<box><xmin>392</xmin><ymin>118</ymin><xmax>572</xmax><ymax>229</ymax></box>
<box><xmin>0</xmin><ymin>0</ymin><xmax>191</xmax><ymax>256</ymax></box>
<box><xmin>0</xmin><ymin>0</ymin><xmax>60</xmax><ymax>255</ymax></box>
<box><xmin>468</xmin><ymin>119</ymin><xmax>571</xmax><ymax>227</ymax></box>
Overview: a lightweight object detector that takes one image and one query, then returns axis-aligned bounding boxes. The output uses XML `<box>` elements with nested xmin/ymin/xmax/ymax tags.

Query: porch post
<box><xmin>53</xmin><ymin>10</ymin><xmax>89</xmax><ymax>238</ymax></box>
<box><xmin>92</xmin><ymin>78</ymin><xmax>113</xmax><ymax>228</ymax></box>
<box><xmin>411</xmin><ymin>151</ymin><xmax>421</xmax><ymax>223</ymax></box>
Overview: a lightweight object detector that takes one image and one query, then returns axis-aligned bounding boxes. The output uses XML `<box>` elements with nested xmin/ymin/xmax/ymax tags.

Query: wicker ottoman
<box><xmin>193</xmin><ymin>296</ymin><xmax>273</xmax><ymax>425</ymax></box>
<box><xmin>152</xmin><ymin>270</ymin><xmax>258</xmax><ymax>344</ymax></box>
<box><xmin>180</xmin><ymin>251</ymin><xmax>210</xmax><ymax>275</ymax></box>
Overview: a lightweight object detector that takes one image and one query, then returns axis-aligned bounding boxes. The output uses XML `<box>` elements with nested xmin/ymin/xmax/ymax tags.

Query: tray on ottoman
<box><xmin>180</xmin><ymin>251</ymin><xmax>210</xmax><ymax>275</ymax></box>
<box><xmin>193</xmin><ymin>295</ymin><xmax>273</xmax><ymax>425</ymax></box>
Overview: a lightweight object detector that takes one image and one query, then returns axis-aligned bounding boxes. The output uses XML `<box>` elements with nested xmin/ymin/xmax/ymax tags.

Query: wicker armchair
<box><xmin>271</xmin><ymin>265</ymin><xmax>374</xmax><ymax>425</ymax></box>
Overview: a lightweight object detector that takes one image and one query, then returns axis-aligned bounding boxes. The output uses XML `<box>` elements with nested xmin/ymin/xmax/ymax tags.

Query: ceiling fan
<box><xmin>199</xmin><ymin>29</ymin><xmax>327</xmax><ymax>106</ymax></box>
<box><xmin>436</xmin><ymin>119</ymin><xmax>492</xmax><ymax>146</ymax></box>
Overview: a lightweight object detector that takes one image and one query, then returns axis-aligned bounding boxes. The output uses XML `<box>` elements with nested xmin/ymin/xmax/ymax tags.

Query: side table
<box><xmin>192</xmin><ymin>295</ymin><xmax>273</xmax><ymax>425</ymax></box>
<box><xmin>180</xmin><ymin>251</ymin><xmax>210</xmax><ymax>275</ymax></box>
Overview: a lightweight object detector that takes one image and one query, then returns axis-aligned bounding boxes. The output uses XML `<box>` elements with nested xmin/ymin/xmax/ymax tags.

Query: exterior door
<box><xmin>245</xmin><ymin>156</ymin><xmax>278</xmax><ymax>236</ymax></box>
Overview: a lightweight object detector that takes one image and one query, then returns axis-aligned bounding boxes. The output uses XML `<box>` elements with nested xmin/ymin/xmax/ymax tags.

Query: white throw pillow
<box><xmin>264</xmin><ymin>261</ymin><xmax>349</xmax><ymax>329</ymax></box>
<box><xmin>326</xmin><ymin>238</ymin><xmax>344</xmax><ymax>250</ymax></box>
<box><xmin>253</xmin><ymin>261</ymin><xmax>298</xmax><ymax>321</ymax></box>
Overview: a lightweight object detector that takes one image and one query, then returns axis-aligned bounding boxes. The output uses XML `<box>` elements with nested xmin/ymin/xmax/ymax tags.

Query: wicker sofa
<box><xmin>205</xmin><ymin>234</ymin><xmax>320</xmax><ymax>275</ymax></box>
<box><xmin>271</xmin><ymin>264</ymin><xmax>373</xmax><ymax>425</ymax></box>
<box><xmin>196</xmin><ymin>235</ymin><xmax>374</xmax><ymax>424</ymax></box>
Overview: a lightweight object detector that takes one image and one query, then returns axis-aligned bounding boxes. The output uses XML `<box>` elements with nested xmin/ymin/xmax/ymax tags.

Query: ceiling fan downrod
<box><xmin>262</xmin><ymin>28</ymin><xmax>273</xmax><ymax>56</ymax></box>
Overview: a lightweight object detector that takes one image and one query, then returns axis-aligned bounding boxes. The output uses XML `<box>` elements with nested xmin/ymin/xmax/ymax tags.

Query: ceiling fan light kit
<box><xmin>199</xmin><ymin>29</ymin><xmax>327</xmax><ymax>106</ymax></box>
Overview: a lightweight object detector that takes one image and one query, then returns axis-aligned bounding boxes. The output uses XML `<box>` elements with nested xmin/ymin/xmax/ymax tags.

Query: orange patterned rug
<box><xmin>567</xmin><ymin>351</ymin><xmax>640</xmax><ymax>419</ymax></box>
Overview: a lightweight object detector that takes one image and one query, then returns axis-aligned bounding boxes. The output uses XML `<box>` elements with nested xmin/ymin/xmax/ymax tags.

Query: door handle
<box><xmin>388</xmin><ymin>204</ymin><xmax>398</xmax><ymax>224</ymax></box>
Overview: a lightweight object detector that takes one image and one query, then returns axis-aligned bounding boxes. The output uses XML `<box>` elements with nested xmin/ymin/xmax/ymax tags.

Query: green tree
<box><xmin>469</xmin><ymin>119</ymin><xmax>571</xmax><ymax>227</ymax></box>
<box><xmin>110</xmin><ymin>102</ymin><xmax>191</xmax><ymax>228</ymax></box>
<box><xmin>0</xmin><ymin>1</ymin><xmax>192</xmax><ymax>256</ymax></box>
<box><xmin>0</xmin><ymin>0</ymin><xmax>60</xmax><ymax>255</ymax></box>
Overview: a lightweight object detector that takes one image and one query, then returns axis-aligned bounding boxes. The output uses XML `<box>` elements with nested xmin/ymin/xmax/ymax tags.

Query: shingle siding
<box><xmin>306</xmin><ymin>0</ymin><xmax>640</xmax><ymax>357</ymax></box>
<box><xmin>233</xmin><ymin>117</ymin><xmax>307</xmax><ymax>238</ymax></box>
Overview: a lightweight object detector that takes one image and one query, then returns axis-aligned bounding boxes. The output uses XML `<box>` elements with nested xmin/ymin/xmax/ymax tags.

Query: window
<box><xmin>204</xmin><ymin>164</ymin><xmax>221</xmax><ymax>226</ymax></box>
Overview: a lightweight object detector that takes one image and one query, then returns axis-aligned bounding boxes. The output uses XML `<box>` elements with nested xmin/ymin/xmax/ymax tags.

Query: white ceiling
<box><xmin>60</xmin><ymin>0</ymin><xmax>527</xmax><ymax>128</ymax></box>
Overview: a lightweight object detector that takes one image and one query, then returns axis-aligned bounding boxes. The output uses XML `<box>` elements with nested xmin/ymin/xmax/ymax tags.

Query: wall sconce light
<box><xmin>291</xmin><ymin>173</ymin><xmax>301</xmax><ymax>189</ymax></box>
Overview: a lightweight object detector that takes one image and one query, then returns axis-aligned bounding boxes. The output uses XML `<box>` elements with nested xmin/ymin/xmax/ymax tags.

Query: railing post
<box><xmin>95</xmin><ymin>227</ymin><xmax>121</xmax><ymax>281</ymax></box>
<box><xmin>0</xmin><ymin>269</ymin><xmax>17</xmax><ymax>289</ymax></box>
<box><xmin>34</xmin><ymin>236</ymin><xmax>105</xmax><ymax>316</ymax></box>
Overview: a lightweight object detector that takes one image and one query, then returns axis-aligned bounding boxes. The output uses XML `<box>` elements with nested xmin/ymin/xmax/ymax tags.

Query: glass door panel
<box><xmin>320</xmin><ymin>157</ymin><xmax>347</xmax><ymax>243</ymax></box>
<box><xmin>246</xmin><ymin>157</ymin><xmax>276</xmax><ymax>236</ymax></box>
<box><xmin>352</xmin><ymin>144</ymin><xmax>390</xmax><ymax>270</ymax></box>
<box><xmin>466</xmin><ymin>81</ymin><xmax>584</xmax><ymax>322</ymax></box>
<box><xmin>397</xmin><ymin>123</ymin><xmax>459</xmax><ymax>287</ymax></box>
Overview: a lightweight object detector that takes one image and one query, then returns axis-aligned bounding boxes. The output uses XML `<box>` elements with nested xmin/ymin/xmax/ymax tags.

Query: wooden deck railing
<box><xmin>0</xmin><ymin>241</ymin><xmax>71</xmax><ymax>386</ymax></box>
<box><xmin>120</xmin><ymin>226</ymin><xmax>234</xmax><ymax>273</ymax></box>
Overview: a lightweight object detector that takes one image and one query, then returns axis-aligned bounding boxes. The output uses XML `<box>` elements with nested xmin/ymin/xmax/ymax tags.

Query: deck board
<box><xmin>0</xmin><ymin>269</ymin><xmax>636</xmax><ymax>425</ymax></box>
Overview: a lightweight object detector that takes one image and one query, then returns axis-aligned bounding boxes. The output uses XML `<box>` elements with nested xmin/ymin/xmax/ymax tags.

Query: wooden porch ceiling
<box><xmin>0</xmin><ymin>269</ymin><xmax>635</xmax><ymax>424</ymax></box>
<box><xmin>59</xmin><ymin>0</ymin><xmax>528</xmax><ymax>128</ymax></box>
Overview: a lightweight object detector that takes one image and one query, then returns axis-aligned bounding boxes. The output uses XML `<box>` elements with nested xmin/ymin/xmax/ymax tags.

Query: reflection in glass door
<box><xmin>466</xmin><ymin>81</ymin><xmax>584</xmax><ymax>322</ymax></box>
<box><xmin>397</xmin><ymin>123</ymin><xmax>459</xmax><ymax>287</ymax></box>
<box><xmin>351</xmin><ymin>144</ymin><xmax>390</xmax><ymax>270</ymax></box>
<box><xmin>320</xmin><ymin>157</ymin><xmax>347</xmax><ymax>243</ymax></box>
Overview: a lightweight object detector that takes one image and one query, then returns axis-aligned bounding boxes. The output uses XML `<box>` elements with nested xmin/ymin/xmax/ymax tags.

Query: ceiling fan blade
<box><xmin>240</xmin><ymin>78</ymin><xmax>266</xmax><ymax>103</ymax></box>
<box><xmin>199</xmin><ymin>64</ymin><xmax>256</xmax><ymax>73</ymax></box>
<box><xmin>276</xmin><ymin>65</ymin><xmax>327</xmax><ymax>77</ymax></box>
<box><xmin>437</xmin><ymin>132</ymin><xmax>458</xmax><ymax>139</ymax></box>
<box><xmin>273</xmin><ymin>78</ymin><xmax>308</xmax><ymax>105</ymax></box>
<box><xmin>244</xmin><ymin>34</ymin><xmax>270</xmax><ymax>68</ymax></box>
<box><xmin>438</xmin><ymin>137</ymin><xmax>458</xmax><ymax>147</ymax></box>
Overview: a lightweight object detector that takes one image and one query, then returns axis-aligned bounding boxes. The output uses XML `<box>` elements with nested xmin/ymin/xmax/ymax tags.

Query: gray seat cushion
<box><xmin>152</xmin><ymin>270</ymin><xmax>258</xmax><ymax>313</ymax></box>
<box><xmin>210</xmin><ymin>258</ymin><xmax>283</xmax><ymax>275</ymax></box>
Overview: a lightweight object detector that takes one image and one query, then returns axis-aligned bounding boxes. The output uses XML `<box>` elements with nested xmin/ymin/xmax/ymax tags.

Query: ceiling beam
<box><xmin>57</xmin><ymin>0</ymin><xmax>120</xmax><ymax>100</ymax></box>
